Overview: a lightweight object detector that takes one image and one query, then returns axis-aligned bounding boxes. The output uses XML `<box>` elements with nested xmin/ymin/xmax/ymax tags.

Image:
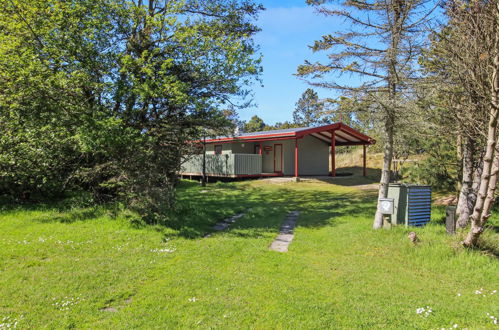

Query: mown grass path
<box><xmin>0</xmin><ymin>178</ymin><xmax>497</xmax><ymax>328</ymax></box>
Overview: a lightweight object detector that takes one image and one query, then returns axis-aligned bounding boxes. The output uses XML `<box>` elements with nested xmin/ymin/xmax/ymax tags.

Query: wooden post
<box><xmin>330</xmin><ymin>130</ymin><xmax>336</xmax><ymax>177</ymax></box>
<box><xmin>294</xmin><ymin>138</ymin><xmax>299</xmax><ymax>177</ymax></box>
<box><xmin>363</xmin><ymin>144</ymin><xmax>367</xmax><ymax>177</ymax></box>
<box><xmin>201</xmin><ymin>135</ymin><xmax>206</xmax><ymax>186</ymax></box>
<box><xmin>259</xmin><ymin>143</ymin><xmax>263</xmax><ymax>177</ymax></box>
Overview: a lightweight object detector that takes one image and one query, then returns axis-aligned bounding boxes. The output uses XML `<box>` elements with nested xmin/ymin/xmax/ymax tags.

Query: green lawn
<box><xmin>0</xmin><ymin>178</ymin><xmax>497</xmax><ymax>329</ymax></box>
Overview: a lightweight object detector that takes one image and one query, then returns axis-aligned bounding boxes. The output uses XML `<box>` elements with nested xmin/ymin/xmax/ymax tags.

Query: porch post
<box><xmin>330</xmin><ymin>130</ymin><xmax>336</xmax><ymax>177</ymax></box>
<box><xmin>294</xmin><ymin>138</ymin><xmax>299</xmax><ymax>177</ymax></box>
<box><xmin>259</xmin><ymin>142</ymin><xmax>263</xmax><ymax>177</ymax></box>
<box><xmin>363</xmin><ymin>144</ymin><xmax>367</xmax><ymax>177</ymax></box>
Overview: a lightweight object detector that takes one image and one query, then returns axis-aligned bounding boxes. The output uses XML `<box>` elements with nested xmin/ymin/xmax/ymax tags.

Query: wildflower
<box><xmin>150</xmin><ymin>248</ymin><xmax>176</xmax><ymax>253</ymax></box>
<box><xmin>486</xmin><ymin>313</ymin><xmax>498</xmax><ymax>325</ymax></box>
<box><xmin>416</xmin><ymin>306</ymin><xmax>433</xmax><ymax>318</ymax></box>
<box><xmin>189</xmin><ymin>297</ymin><xmax>197</xmax><ymax>302</ymax></box>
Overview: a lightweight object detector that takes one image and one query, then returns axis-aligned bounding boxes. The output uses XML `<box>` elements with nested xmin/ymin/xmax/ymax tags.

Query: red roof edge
<box><xmin>204</xmin><ymin>122</ymin><xmax>375</xmax><ymax>145</ymax></box>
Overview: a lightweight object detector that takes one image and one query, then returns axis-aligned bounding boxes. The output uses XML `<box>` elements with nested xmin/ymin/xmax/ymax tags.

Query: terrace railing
<box><xmin>180</xmin><ymin>154</ymin><xmax>262</xmax><ymax>177</ymax></box>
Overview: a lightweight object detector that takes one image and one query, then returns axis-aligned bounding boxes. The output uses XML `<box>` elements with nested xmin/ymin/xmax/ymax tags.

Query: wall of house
<box><xmin>204</xmin><ymin>136</ymin><xmax>329</xmax><ymax>176</ymax></box>
<box><xmin>259</xmin><ymin>141</ymin><xmax>291</xmax><ymax>173</ymax></box>
<box><xmin>205</xmin><ymin>143</ymin><xmax>232</xmax><ymax>155</ymax></box>
<box><xmin>282</xmin><ymin>140</ymin><xmax>295</xmax><ymax>175</ymax></box>
<box><xmin>297</xmin><ymin>135</ymin><xmax>329</xmax><ymax>175</ymax></box>
<box><xmin>231</xmin><ymin>142</ymin><xmax>256</xmax><ymax>154</ymax></box>
<box><xmin>259</xmin><ymin>137</ymin><xmax>328</xmax><ymax>176</ymax></box>
<box><xmin>205</xmin><ymin>142</ymin><xmax>257</xmax><ymax>155</ymax></box>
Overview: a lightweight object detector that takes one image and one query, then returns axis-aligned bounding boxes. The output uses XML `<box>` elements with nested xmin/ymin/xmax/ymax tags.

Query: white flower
<box><xmin>188</xmin><ymin>297</ymin><xmax>197</xmax><ymax>302</ymax></box>
<box><xmin>416</xmin><ymin>306</ymin><xmax>432</xmax><ymax>318</ymax></box>
<box><xmin>151</xmin><ymin>248</ymin><xmax>176</xmax><ymax>253</ymax></box>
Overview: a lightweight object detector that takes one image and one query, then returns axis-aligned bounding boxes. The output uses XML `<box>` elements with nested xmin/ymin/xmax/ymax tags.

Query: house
<box><xmin>180</xmin><ymin>122</ymin><xmax>375</xmax><ymax>178</ymax></box>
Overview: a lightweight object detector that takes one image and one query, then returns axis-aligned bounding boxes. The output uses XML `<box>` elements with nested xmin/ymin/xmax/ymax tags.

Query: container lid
<box><xmin>389</xmin><ymin>183</ymin><xmax>431</xmax><ymax>188</ymax></box>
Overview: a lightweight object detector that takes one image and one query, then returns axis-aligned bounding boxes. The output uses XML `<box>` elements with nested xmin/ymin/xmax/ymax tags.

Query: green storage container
<box><xmin>387</xmin><ymin>184</ymin><xmax>432</xmax><ymax>226</ymax></box>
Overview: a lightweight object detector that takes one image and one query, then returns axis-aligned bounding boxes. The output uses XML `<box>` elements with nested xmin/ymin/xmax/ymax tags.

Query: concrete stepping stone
<box><xmin>205</xmin><ymin>212</ymin><xmax>246</xmax><ymax>237</ymax></box>
<box><xmin>269</xmin><ymin>211</ymin><xmax>299</xmax><ymax>252</ymax></box>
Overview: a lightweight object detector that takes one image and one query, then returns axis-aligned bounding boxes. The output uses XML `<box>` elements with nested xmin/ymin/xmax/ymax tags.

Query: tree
<box><xmin>420</xmin><ymin>25</ymin><xmax>488</xmax><ymax>229</ymax></box>
<box><xmin>419</xmin><ymin>0</ymin><xmax>498</xmax><ymax>246</ymax></box>
<box><xmin>434</xmin><ymin>0</ymin><xmax>499</xmax><ymax>247</ymax></box>
<box><xmin>297</xmin><ymin>0</ymin><xmax>438</xmax><ymax>229</ymax></box>
<box><xmin>272</xmin><ymin>121</ymin><xmax>300</xmax><ymax>130</ymax></box>
<box><xmin>0</xmin><ymin>0</ymin><xmax>263</xmax><ymax>221</ymax></box>
<box><xmin>244</xmin><ymin>115</ymin><xmax>267</xmax><ymax>132</ymax></box>
<box><xmin>293</xmin><ymin>88</ymin><xmax>328</xmax><ymax>126</ymax></box>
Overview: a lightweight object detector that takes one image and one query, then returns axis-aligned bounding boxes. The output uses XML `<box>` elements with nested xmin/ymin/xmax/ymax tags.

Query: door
<box><xmin>274</xmin><ymin>144</ymin><xmax>283</xmax><ymax>173</ymax></box>
<box><xmin>254</xmin><ymin>144</ymin><xmax>261</xmax><ymax>155</ymax></box>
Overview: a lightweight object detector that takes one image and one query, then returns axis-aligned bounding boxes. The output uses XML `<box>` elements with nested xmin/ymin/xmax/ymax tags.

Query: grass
<box><xmin>0</xmin><ymin>177</ymin><xmax>497</xmax><ymax>329</ymax></box>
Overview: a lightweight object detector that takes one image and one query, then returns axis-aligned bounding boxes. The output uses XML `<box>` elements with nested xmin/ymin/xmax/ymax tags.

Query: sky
<box><xmin>241</xmin><ymin>0</ymin><xmax>342</xmax><ymax>125</ymax></box>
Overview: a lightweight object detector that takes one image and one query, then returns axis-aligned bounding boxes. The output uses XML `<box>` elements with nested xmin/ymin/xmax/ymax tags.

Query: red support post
<box><xmin>259</xmin><ymin>143</ymin><xmax>262</xmax><ymax>155</ymax></box>
<box><xmin>363</xmin><ymin>144</ymin><xmax>367</xmax><ymax>177</ymax></box>
<box><xmin>294</xmin><ymin>138</ymin><xmax>299</xmax><ymax>177</ymax></box>
<box><xmin>330</xmin><ymin>130</ymin><xmax>336</xmax><ymax>177</ymax></box>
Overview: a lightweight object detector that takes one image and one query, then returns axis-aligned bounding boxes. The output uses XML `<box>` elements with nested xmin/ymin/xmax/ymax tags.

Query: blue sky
<box><xmin>242</xmin><ymin>0</ymin><xmax>342</xmax><ymax>125</ymax></box>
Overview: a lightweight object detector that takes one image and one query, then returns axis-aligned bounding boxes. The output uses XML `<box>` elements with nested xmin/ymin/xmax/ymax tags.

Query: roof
<box><xmin>205</xmin><ymin>123</ymin><xmax>375</xmax><ymax>146</ymax></box>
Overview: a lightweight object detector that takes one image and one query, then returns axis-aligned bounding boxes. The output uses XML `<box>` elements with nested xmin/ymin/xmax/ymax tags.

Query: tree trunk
<box><xmin>468</xmin><ymin>158</ymin><xmax>483</xmax><ymax>221</ymax></box>
<box><xmin>373</xmin><ymin>0</ymin><xmax>402</xmax><ymax>230</ymax></box>
<box><xmin>463</xmin><ymin>147</ymin><xmax>498</xmax><ymax>246</ymax></box>
<box><xmin>456</xmin><ymin>137</ymin><xmax>475</xmax><ymax>228</ymax></box>
<box><xmin>463</xmin><ymin>47</ymin><xmax>499</xmax><ymax>247</ymax></box>
<box><xmin>373</xmin><ymin>115</ymin><xmax>394</xmax><ymax>229</ymax></box>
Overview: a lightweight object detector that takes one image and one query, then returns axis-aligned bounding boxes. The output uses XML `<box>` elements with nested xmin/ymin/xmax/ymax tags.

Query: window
<box><xmin>214</xmin><ymin>145</ymin><xmax>223</xmax><ymax>155</ymax></box>
<box><xmin>254</xmin><ymin>145</ymin><xmax>261</xmax><ymax>155</ymax></box>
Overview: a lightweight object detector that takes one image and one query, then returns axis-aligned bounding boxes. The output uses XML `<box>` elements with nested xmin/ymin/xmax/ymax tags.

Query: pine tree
<box><xmin>298</xmin><ymin>0</ymin><xmax>438</xmax><ymax>229</ymax></box>
<box><xmin>293</xmin><ymin>88</ymin><xmax>327</xmax><ymax>126</ymax></box>
<box><xmin>244</xmin><ymin>115</ymin><xmax>267</xmax><ymax>132</ymax></box>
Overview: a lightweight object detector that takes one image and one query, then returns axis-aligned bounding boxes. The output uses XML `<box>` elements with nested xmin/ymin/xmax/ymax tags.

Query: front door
<box><xmin>274</xmin><ymin>144</ymin><xmax>283</xmax><ymax>173</ymax></box>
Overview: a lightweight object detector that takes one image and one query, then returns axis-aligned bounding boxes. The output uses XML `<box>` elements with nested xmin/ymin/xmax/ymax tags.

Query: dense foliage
<box><xmin>244</xmin><ymin>115</ymin><xmax>267</xmax><ymax>132</ymax></box>
<box><xmin>0</xmin><ymin>0</ymin><xmax>262</xmax><ymax>221</ymax></box>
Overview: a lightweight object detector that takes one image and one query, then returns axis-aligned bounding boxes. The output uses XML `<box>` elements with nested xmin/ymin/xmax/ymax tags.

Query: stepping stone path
<box><xmin>204</xmin><ymin>212</ymin><xmax>246</xmax><ymax>237</ymax></box>
<box><xmin>269</xmin><ymin>211</ymin><xmax>299</xmax><ymax>252</ymax></box>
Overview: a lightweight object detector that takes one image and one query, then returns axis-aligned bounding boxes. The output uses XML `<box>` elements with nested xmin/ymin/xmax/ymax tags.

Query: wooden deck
<box><xmin>180</xmin><ymin>172</ymin><xmax>283</xmax><ymax>179</ymax></box>
<box><xmin>181</xmin><ymin>154</ymin><xmax>263</xmax><ymax>177</ymax></box>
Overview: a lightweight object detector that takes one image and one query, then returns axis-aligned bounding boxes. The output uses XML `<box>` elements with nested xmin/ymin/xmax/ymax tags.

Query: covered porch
<box><xmin>181</xmin><ymin>123</ymin><xmax>375</xmax><ymax>178</ymax></box>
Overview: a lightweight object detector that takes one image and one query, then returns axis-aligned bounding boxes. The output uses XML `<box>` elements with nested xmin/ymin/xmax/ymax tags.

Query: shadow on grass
<box><xmin>474</xmin><ymin>241</ymin><xmax>499</xmax><ymax>259</ymax></box>
<box><xmin>163</xmin><ymin>182</ymin><xmax>378</xmax><ymax>240</ymax></box>
<box><xmin>0</xmin><ymin>179</ymin><xmax>378</xmax><ymax>239</ymax></box>
<box><xmin>307</xmin><ymin>167</ymin><xmax>380</xmax><ymax>187</ymax></box>
<box><xmin>32</xmin><ymin>207</ymin><xmax>108</xmax><ymax>224</ymax></box>
<box><xmin>0</xmin><ymin>190</ymin><xmax>97</xmax><ymax>214</ymax></box>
